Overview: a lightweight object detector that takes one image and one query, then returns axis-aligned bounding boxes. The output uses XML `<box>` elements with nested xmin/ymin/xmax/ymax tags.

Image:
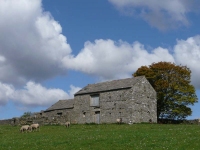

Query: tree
<box><xmin>133</xmin><ymin>62</ymin><xmax>198</xmax><ymax>120</ymax></box>
<box><xmin>21</xmin><ymin>111</ymin><xmax>32</xmax><ymax>118</ymax></box>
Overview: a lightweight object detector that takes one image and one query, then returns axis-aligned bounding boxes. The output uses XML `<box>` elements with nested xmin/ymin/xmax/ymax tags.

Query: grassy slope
<box><xmin>0</xmin><ymin>124</ymin><xmax>200</xmax><ymax>150</ymax></box>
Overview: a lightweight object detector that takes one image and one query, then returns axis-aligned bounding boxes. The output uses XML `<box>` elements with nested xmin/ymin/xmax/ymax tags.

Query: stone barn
<box><xmin>44</xmin><ymin>76</ymin><xmax>157</xmax><ymax>124</ymax></box>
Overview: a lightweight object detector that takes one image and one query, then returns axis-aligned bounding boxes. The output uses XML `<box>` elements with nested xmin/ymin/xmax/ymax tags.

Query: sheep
<box><xmin>128</xmin><ymin>120</ymin><xmax>133</xmax><ymax>125</ymax></box>
<box><xmin>65</xmin><ymin>121</ymin><xmax>70</xmax><ymax>128</ymax></box>
<box><xmin>20</xmin><ymin>125</ymin><xmax>31</xmax><ymax>133</ymax></box>
<box><xmin>116</xmin><ymin>118</ymin><xmax>122</xmax><ymax>124</ymax></box>
<box><xmin>30</xmin><ymin>123</ymin><xmax>40</xmax><ymax>132</ymax></box>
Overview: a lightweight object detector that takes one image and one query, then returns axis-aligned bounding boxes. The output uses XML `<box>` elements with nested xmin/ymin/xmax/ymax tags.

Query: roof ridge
<box><xmin>45</xmin><ymin>99</ymin><xmax>74</xmax><ymax>111</ymax></box>
<box><xmin>75</xmin><ymin>76</ymin><xmax>145</xmax><ymax>95</ymax></box>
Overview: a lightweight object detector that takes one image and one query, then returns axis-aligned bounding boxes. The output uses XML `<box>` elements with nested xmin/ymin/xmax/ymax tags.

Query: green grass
<box><xmin>0</xmin><ymin>124</ymin><xmax>200</xmax><ymax>150</ymax></box>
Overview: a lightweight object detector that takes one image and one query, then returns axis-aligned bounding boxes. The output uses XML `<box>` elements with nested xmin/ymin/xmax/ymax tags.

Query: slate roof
<box><xmin>75</xmin><ymin>76</ymin><xmax>144</xmax><ymax>95</ymax></box>
<box><xmin>45</xmin><ymin>99</ymin><xmax>74</xmax><ymax>111</ymax></box>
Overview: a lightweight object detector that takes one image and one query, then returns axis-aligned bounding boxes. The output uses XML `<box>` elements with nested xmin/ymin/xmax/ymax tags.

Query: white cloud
<box><xmin>68</xmin><ymin>85</ymin><xmax>81</xmax><ymax>98</ymax></box>
<box><xmin>12</xmin><ymin>81</ymin><xmax>69</xmax><ymax>107</ymax></box>
<box><xmin>0</xmin><ymin>55</ymin><xmax>6</xmax><ymax>62</ymax></box>
<box><xmin>108</xmin><ymin>0</ymin><xmax>198</xmax><ymax>30</ymax></box>
<box><xmin>0</xmin><ymin>81</ymin><xmax>81</xmax><ymax>107</ymax></box>
<box><xmin>62</xmin><ymin>39</ymin><xmax>174</xmax><ymax>80</ymax></box>
<box><xmin>63</xmin><ymin>36</ymin><xmax>200</xmax><ymax>89</ymax></box>
<box><xmin>0</xmin><ymin>0</ymin><xmax>71</xmax><ymax>86</ymax></box>
<box><xmin>0</xmin><ymin>82</ymin><xmax>14</xmax><ymax>105</ymax></box>
<box><xmin>174</xmin><ymin>35</ymin><xmax>200</xmax><ymax>88</ymax></box>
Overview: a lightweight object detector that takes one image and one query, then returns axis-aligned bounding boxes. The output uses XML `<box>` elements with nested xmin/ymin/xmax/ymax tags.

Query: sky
<box><xmin>0</xmin><ymin>0</ymin><xmax>200</xmax><ymax>120</ymax></box>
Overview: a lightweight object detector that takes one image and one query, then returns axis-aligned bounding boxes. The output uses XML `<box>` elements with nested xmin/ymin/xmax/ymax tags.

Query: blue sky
<box><xmin>0</xmin><ymin>0</ymin><xmax>199</xmax><ymax>119</ymax></box>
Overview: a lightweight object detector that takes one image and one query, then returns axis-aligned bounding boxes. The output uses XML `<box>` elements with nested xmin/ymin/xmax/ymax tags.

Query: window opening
<box><xmin>57</xmin><ymin>112</ymin><xmax>62</xmax><ymax>116</ymax></box>
<box><xmin>90</xmin><ymin>95</ymin><xmax>100</xmax><ymax>107</ymax></box>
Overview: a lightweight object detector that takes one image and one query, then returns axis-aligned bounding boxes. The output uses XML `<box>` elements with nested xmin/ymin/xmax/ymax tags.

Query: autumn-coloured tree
<box><xmin>133</xmin><ymin>62</ymin><xmax>198</xmax><ymax>120</ymax></box>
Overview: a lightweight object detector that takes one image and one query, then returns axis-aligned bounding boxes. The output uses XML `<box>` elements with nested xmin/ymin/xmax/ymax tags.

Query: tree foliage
<box><xmin>21</xmin><ymin>111</ymin><xmax>32</xmax><ymax>118</ymax></box>
<box><xmin>133</xmin><ymin>62</ymin><xmax>198</xmax><ymax>120</ymax></box>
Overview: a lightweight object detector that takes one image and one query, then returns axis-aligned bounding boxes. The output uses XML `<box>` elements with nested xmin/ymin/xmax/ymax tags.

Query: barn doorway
<box><xmin>94</xmin><ymin>111</ymin><xmax>100</xmax><ymax>124</ymax></box>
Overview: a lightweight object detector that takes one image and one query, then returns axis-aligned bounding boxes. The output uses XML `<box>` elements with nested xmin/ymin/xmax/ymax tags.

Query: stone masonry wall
<box><xmin>122</xmin><ymin>77</ymin><xmax>157</xmax><ymax>123</ymax></box>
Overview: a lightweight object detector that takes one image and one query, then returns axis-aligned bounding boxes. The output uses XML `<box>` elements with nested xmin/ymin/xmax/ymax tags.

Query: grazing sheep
<box><xmin>198</xmin><ymin>118</ymin><xmax>200</xmax><ymax>125</ymax></box>
<box><xmin>30</xmin><ymin>123</ymin><xmax>40</xmax><ymax>132</ymax></box>
<box><xmin>116</xmin><ymin>118</ymin><xmax>122</xmax><ymax>124</ymax></box>
<box><xmin>20</xmin><ymin>125</ymin><xmax>30</xmax><ymax>133</ymax></box>
<box><xmin>65</xmin><ymin>121</ymin><xmax>70</xmax><ymax>128</ymax></box>
<box><xmin>128</xmin><ymin>120</ymin><xmax>133</xmax><ymax>125</ymax></box>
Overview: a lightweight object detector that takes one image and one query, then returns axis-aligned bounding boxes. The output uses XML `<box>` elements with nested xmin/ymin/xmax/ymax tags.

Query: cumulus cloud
<box><xmin>0</xmin><ymin>82</ymin><xmax>14</xmax><ymax>105</ymax></box>
<box><xmin>0</xmin><ymin>0</ymin><xmax>71</xmax><ymax>85</ymax></box>
<box><xmin>62</xmin><ymin>36</ymin><xmax>200</xmax><ymax>89</ymax></box>
<box><xmin>174</xmin><ymin>35</ymin><xmax>200</xmax><ymax>88</ymax></box>
<box><xmin>108</xmin><ymin>0</ymin><xmax>199</xmax><ymax>30</ymax></box>
<box><xmin>68</xmin><ymin>85</ymin><xmax>81</xmax><ymax>98</ymax></box>
<box><xmin>0</xmin><ymin>81</ymin><xmax>80</xmax><ymax>107</ymax></box>
<box><xmin>62</xmin><ymin>39</ymin><xmax>175</xmax><ymax>80</ymax></box>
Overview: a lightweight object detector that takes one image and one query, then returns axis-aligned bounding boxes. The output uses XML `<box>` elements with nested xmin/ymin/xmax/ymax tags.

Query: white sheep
<box><xmin>116</xmin><ymin>118</ymin><xmax>122</xmax><ymax>124</ymax></box>
<box><xmin>128</xmin><ymin>120</ymin><xmax>133</xmax><ymax>125</ymax></box>
<box><xmin>65</xmin><ymin>121</ymin><xmax>70</xmax><ymax>128</ymax></box>
<box><xmin>20</xmin><ymin>125</ymin><xmax>31</xmax><ymax>133</ymax></box>
<box><xmin>30</xmin><ymin>123</ymin><xmax>40</xmax><ymax>132</ymax></box>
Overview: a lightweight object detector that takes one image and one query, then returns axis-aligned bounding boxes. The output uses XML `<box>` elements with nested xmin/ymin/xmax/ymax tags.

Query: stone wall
<box><xmin>0</xmin><ymin>114</ymin><xmax>72</xmax><ymax>126</ymax></box>
<box><xmin>1</xmin><ymin>117</ymin><xmax>198</xmax><ymax>125</ymax></box>
<box><xmin>0</xmin><ymin>119</ymin><xmax>13</xmax><ymax>125</ymax></box>
<box><xmin>122</xmin><ymin>77</ymin><xmax>157</xmax><ymax>123</ymax></box>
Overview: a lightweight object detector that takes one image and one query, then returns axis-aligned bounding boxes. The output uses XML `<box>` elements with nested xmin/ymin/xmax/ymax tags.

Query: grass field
<box><xmin>0</xmin><ymin>124</ymin><xmax>200</xmax><ymax>150</ymax></box>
